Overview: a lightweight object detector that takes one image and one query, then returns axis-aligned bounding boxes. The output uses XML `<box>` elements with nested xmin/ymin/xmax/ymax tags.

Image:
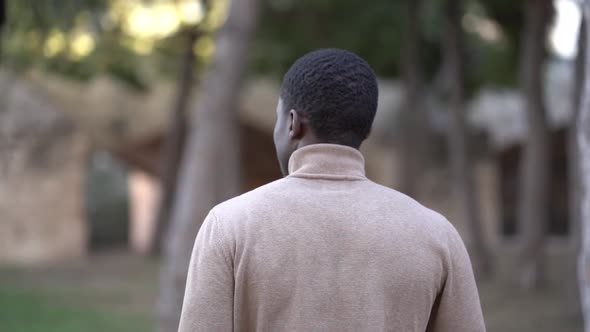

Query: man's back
<box><xmin>179</xmin><ymin>144</ymin><xmax>485</xmax><ymax>332</ymax></box>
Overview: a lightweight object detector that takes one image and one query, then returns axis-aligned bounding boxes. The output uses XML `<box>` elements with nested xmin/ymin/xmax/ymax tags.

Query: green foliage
<box><xmin>254</xmin><ymin>0</ymin><xmax>520</xmax><ymax>90</ymax></box>
<box><xmin>1</xmin><ymin>0</ymin><xmax>215</xmax><ymax>90</ymax></box>
<box><xmin>483</xmin><ymin>0</ymin><xmax>524</xmax><ymax>44</ymax></box>
<box><xmin>474</xmin><ymin>0</ymin><xmax>523</xmax><ymax>87</ymax></box>
<box><xmin>467</xmin><ymin>33</ymin><xmax>518</xmax><ymax>89</ymax></box>
<box><xmin>2</xmin><ymin>0</ymin><xmax>141</xmax><ymax>87</ymax></box>
<box><xmin>254</xmin><ymin>0</ymin><xmax>407</xmax><ymax>78</ymax></box>
<box><xmin>1</xmin><ymin>0</ymin><xmax>523</xmax><ymax>91</ymax></box>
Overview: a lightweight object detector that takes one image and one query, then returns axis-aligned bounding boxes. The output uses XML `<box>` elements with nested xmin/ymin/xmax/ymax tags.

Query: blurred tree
<box><xmin>254</xmin><ymin>0</ymin><xmax>408</xmax><ymax>78</ymax></box>
<box><xmin>0</xmin><ymin>0</ymin><xmax>230</xmax><ymax>257</ymax></box>
<box><xmin>151</xmin><ymin>0</ymin><xmax>233</xmax><ymax>255</ymax></box>
<box><xmin>1</xmin><ymin>0</ymin><xmax>217</xmax><ymax>89</ymax></box>
<box><xmin>569</xmin><ymin>15</ymin><xmax>585</xmax><ymax>318</ymax></box>
<box><xmin>478</xmin><ymin>0</ymin><xmax>523</xmax><ymax>87</ymax></box>
<box><xmin>443</xmin><ymin>0</ymin><xmax>492</xmax><ymax>277</ymax></box>
<box><xmin>150</xmin><ymin>0</ymin><xmax>215</xmax><ymax>256</ymax></box>
<box><xmin>0</xmin><ymin>0</ymin><xmax>5</xmax><ymax>56</ymax></box>
<box><xmin>256</xmin><ymin>0</ymin><xmax>520</xmax><ymax>92</ymax></box>
<box><xmin>150</xmin><ymin>29</ymin><xmax>198</xmax><ymax>256</ymax></box>
<box><xmin>518</xmin><ymin>0</ymin><xmax>552</xmax><ymax>290</ymax></box>
<box><xmin>578</xmin><ymin>1</ymin><xmax>590</xmax><ymax>328</ymax></box>
<box><xmin>397</xmin><ymin>0</ymin><xmax>429</xmax><ymax>198</ymax></box>
<box><xmin>158</xmin><ymin>0</ymin><xmax>260</xmax><ymax>331</ymax></box>
<box><xmin>576</xmin><ymin>17</ymin><xmax>587</xmax><ymax>246</ymax></box>
<box><xmin>3</xmin><ymin>0</ymin><xmax>108</xmax><ymax>79</ymax></box>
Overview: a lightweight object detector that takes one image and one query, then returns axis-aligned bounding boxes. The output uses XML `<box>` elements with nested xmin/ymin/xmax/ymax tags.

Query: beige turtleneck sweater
<box><xmin>178</xmin><ymin>144</ymin><xmax>485</xmax><ymax>332</ymax></box>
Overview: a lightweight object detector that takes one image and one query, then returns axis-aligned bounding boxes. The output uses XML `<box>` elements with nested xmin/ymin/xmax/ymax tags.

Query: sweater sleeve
<box><xmin>426</xmin><ymin>225</ymin><xmax>486</xmax><ymax>332</ymax></box>
<box><xmin>178</xmin><ymin>210</ymin><xmax>234</xmax><ymax>332</ymax></box>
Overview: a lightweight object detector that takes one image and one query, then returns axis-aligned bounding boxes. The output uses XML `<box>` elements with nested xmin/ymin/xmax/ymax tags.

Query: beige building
<box><xmin>0</xmin><ymin>72</ymin><xmax>88</xmax><ymax>264</ymax></box>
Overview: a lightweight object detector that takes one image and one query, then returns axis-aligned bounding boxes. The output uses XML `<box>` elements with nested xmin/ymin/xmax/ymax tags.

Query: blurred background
<box><xmin>0</xmin><ymin>0</ymin><xmax>586</xmax><ymax>331</ymax></box>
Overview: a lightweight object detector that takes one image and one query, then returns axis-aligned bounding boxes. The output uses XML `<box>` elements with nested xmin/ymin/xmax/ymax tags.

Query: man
<box><xmin>178</xmin><ymin>49</ymin><xmax>485</xmax><ymax>331</ymax></box>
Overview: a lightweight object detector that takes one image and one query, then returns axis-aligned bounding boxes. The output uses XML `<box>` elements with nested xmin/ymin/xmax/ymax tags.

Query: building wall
<box><xmin>0</xmin><ymin>73</ymin><xmax>88</xmax><ymax>264</ymax></box>
<box><xmin>129</xmin><ymin>171</ymin><xmax>160</xmax><ymax>254</ymax></box>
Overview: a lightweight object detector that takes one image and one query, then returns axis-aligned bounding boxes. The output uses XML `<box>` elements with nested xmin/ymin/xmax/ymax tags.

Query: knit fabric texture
<box><xmin>179</xmin><ymin>143</ymin><xmax>486</xmax><ymax>332</ymax></box>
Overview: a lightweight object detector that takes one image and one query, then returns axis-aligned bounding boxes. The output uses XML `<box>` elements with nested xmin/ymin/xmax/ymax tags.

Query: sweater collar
<box><xmin>287</xmin><ymin>144</ymin><xmax>367</xmax><ymax>180</ymax></box>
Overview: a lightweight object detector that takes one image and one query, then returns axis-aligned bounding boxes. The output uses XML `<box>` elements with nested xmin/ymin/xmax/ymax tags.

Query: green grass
<box><xmin>0</xmin><ymin>252</ymin><xmax>583</xmax><ymax>332</ymax></box>
<box><xmin>0</xmin><ymin>285</ymin><xmax>154</xmax><ymax>332</ymax></box>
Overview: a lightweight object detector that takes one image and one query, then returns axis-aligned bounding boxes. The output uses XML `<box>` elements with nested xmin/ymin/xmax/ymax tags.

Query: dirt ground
<box><xmin>0</xmin><ymin>249</ymin><xmax>583</xmax><ymax>332</ymax></box>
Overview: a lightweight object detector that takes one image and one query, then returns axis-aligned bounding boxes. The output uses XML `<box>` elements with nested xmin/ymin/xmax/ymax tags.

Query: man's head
<box><xmin>273</xmin><ymin>48</ymin><xmax>379</xmax><ymax>175</ymax></box>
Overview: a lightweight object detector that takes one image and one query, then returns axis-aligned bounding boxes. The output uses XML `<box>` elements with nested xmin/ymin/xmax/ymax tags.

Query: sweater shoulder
<box><xmin>371</xmin><ymin>181</ymin><xmax>453</xmax><ymax>223</ymax></box>
<box><xmin>365</xmin><ymin>181</ymin><xmax>462</xmax><ymax>244</ymax></box>
<box><xmin>209</xmin><ymin>177</ymin><xmax>292</xmax><ymax>220</ymax></box>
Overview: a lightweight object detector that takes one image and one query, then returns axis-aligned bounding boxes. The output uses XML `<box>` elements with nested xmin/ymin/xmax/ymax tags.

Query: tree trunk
<box><xmin>150</xmin><ymin>31</ymin><xmax>198</xmax><ymax>256</ymax></box>
<box><xmin>443</xmin><ymin>0</ymin><xmax>493</xmax><ymax>278</ymax></box>
<box><xmin>0</xmin><ymin>0</ymin><xmax>5</xmax><ymax>59</ymax></box>
<box><xmin>157</xmin><ymin>0</ymin><xmax>259</xmax><ymax>331</ymax></box>
<box><xmin>0</xmin><ymin>0</ymin><xmax>4</xmax><ymax>26</ymax></box>
<box><xmin>569</xmin><ymin>16</ymin><xmax>585</xmax><ymax>319</ymax></box>
<box><xmin>578</xmin><ymin>2</ymin><xmax>590</xmax><ymax>330</ymax></box>
<box><xmin>518</xmin><ymin>0</ymin><xmax>552</xmax><ymax>290</ymax></box>
<box><xmin>397</xmin><ymin>0</ymin><xmax>427</xmax><ymax>198</ymax></box>
<box><xmin>573</xmin><ymin>18</ymin><xmax>586</xmax><ymax>255</ymax></box>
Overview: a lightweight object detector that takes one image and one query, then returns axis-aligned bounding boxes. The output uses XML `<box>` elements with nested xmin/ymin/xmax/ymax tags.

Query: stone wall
<box><xmin>0</xmin><ymin>72</ymin><xmax>88</xmax><ymax>264</ymax></box>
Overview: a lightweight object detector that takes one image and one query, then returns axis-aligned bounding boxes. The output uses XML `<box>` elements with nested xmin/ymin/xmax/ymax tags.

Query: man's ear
<box><xmin>289</xmin><ymin>109</ymin><xmax>303</xmax><ymax>140</ymax></box>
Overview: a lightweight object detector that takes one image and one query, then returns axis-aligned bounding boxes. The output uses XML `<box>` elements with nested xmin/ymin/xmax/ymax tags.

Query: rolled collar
<box><xmin>287</xmin><ymin>144</ymin><xmax>367</xmax><ymax>180</ymax></box>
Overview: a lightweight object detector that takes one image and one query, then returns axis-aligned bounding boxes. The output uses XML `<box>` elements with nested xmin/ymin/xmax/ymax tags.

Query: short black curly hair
<box><xmin>280</xmin><ymin>48</ymin><xmax>379</xmax><ymax>147</ymax></box>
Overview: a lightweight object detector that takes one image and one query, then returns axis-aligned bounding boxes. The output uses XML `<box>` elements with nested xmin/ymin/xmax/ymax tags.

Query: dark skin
<box><xmin>273</xmin><ymin>98</ymin><xmax>320</xmax><ymax>176</ymax></box>
<box><xmin>273</xmin><ymin>97</ymin><xmax>363</xmax><ymax>176</ymax></box>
